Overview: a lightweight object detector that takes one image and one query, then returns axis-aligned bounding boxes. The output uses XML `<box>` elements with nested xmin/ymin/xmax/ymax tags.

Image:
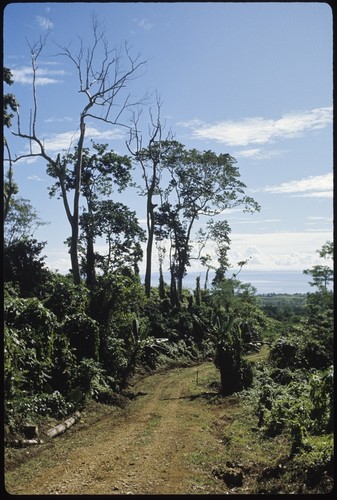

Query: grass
<box><xmin>134</xmin><ymin>412</ymin><xmax>162</xmax><ymax>445</ymax></box>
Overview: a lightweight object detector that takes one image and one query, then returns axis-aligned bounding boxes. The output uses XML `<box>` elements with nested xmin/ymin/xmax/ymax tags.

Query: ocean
<box><xmin>150</xmin><ymin>270</ymin><xmax>320</xmax><ymax>295</ymax></box>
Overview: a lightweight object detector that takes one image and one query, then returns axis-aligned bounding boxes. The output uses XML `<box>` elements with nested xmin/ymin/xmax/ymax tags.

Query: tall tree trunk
<box><xmin>70</xmin><ymin>219</ymin><xmax>81</xmax><ymax>285</ymax></box>
<box><xmin>70</xmin><ymin>117</ymin><xmax>86</xmax><ymax>285</ymax></box>
<box><xmin>86</xmin><ymin>234</ymin><xmax>96</xmax><ymax>287</ymax></box>
<box><xmin>145</xmin><ymin>197</ymin><xmax>155</xmax><ymax>298</ymax></box>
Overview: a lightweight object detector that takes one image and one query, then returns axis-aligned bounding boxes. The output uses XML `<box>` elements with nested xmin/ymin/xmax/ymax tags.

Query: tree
<box><xmin>303</xmin><ymin>241</ymin><xmax>333</xmax><ymax>291</ymax></box>
<box><xmin>80</xmin><ymin>200</ymin><xmax>146</xmax><ymax>276</ymax></box>
<box><xmin>302</xmin><ymin>241</ymin><xmax>334</xmax><ymax>351</ymax></box>
<box><xmin>4</xmin><ymin>238</ymin><xmax>50</xmax><ymax>298</ymax></box>
<box><xmin>126</xmin><ymin>99</ymin><xmax>174</xmax><ymax>297</ymax></box>
<box><xmin>8</xmin><ymin>17</ymin><xmax>146</xmax><ymax>284</ymax></box>
<box><xmin>3</xmin><ymin>67</ymin><xmax>19</xmax><ymax>221</ymax></box>
<box><xmin>4</xmin><ymin>196</ymin><xmax>48</xmax><ymax>246</ymax></box>
<box><xmin>48</xmin><ymin>142</ymin><xmax>133</xmax><ymax>286</ymax></box>
<box><xmin>3</xmin><ymin>67</ymin><xmax>18</xmax><ymax>128</ymax></box>
<box><xmin>211</xmin><ymin>279</ymin><xmax>255</xmax><ymax>395</ymax></box>
<box><xmin>156</xmin><ymin>145</ymin><xmax>260</xmax><ymax>304</ymax></box>
<box><xmin>196</xmin><ymin>219</ymin><xmax>232</xmax><ymax>287</ymax></box>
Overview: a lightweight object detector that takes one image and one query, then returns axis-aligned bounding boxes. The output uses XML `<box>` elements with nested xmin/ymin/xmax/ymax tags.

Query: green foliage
<box><xmin>63</xmin><ymin>313</ymin><xmax>100</xmax><ymax>361</ymax></box>
<box><xmin>4</xmin><ymin>296</ymin><xmax>58</xmax><ymax>396</ymax></box>
<box><xmin>89</xmin><ymin>272</ymin><xmax>146</xmax><ymax>325</ymax></box>
<box><xmin>98</xmin><ymin>325</ymin><xmax>129</xmax><ymax>390</ymax></box>
<box><xmin>257</xmin><ymin>293</ymin><xmax>306</xmax><ymax>322</ymax></box>
<box><xmin>4</xmin><ymin>325</ymin><xmax>27</xmax><ymax>399</ymax></box>
<box><xmin>309</xmin><ymin>367</ymin><xmax>334</xmax><ymax>433</ymax></box>
<box><xmin>43</xmin><ymin>274</ymin><xmax>89</xmax><ymax>320</ymax></box>
<box><xmin>304</xmin><ymin>289</ymin><xmax>333</xmax><ymax>343</ymax></box>
<box><xmin>4</xmin><ymin>238</ymin><xmax>50</xmax><ymax>298</ymax></box>
<box><xmin>5</xmin><ymin>392</ymin><xmax>74</xmax><ymax>432</ymax></box>
<box><xmin>303</xmin><ymin>241</ymin><xmax>333</xmax><ymax>291</ymax></box>
<box><xmin>269</xmin><ymin>333</ymin><xmax>332</xmax><ymax>371</ymax></box>
<box><xmin>49</xmin><ymin>333</ymin><xmax>78</xmax><ymax>396</ymax></box>
<box><xmin>75</xmin><ymin>358</ymin><xmax>111</xmax><ymax>398</ymax></box>
<box><xmin>269</xmin><ymin>338</ymin><xmax>303</xmax><ymax>369</ymax></box>
<box><xmin>290</xmin><ymin>434</ymin><xmax>334</xmax><ymax>489</ymax></box>
<box><xmin>80</xmin><ymin>200</ymin><xmax>146</xmax><ymax>275</ymax></box>
<box><xmin>3</xmin><ymin>67</ymin><xmax>18</xmax><ymax>128</ymax></box>
<box><xmin>4</xmin><ymin>196</ymin><xmax>48</xmax><ymax>246</ymax></box>
<box><xmin>5</xmin><ymin>296</ymin><xmax>57</xmax><ymax>353</ymax></box>
<box><xmin>208</xmin><ymin>276</ymin><xmax>272</xmax><ymax>395</ymax></box>
<box><xmin>214</xmin><ymin>324</ymin><xmax>253</xmax><ymax>396</ymax></box>
<box><xmin>254</xmin><ymin>364</ymin><xmax>333</xmax><ymax>447</ymax></box>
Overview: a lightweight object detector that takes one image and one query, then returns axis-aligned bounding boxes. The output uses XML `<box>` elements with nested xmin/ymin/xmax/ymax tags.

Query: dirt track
<box><xmin>5</xmin><ymin>363</ymin><xmax>231</xmax><ymax>495</ymax></box>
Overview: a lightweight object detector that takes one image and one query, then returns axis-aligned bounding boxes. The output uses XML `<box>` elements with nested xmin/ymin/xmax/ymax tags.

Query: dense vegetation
<box><xmin>3</xmin><ymin>23</ymin><xmax>334</xmax><ymax>492</ymax></box>
<box><xmin>3</xmin><ymin>237</ymin><xmax>334</xmax><ymax>493</ymax></box>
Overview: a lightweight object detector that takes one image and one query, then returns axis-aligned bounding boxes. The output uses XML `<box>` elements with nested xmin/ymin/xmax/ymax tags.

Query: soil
<box><xmin>5</xmin><ymin>363</ymin><xmax>235</xmax><ymax>495</ymax></box>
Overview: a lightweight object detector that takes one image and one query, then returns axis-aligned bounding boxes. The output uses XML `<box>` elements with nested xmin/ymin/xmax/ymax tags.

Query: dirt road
<box><xmin>5</xmin><ymin>363</ymin><xmax>231</xmax><ymax>495</ymax></box>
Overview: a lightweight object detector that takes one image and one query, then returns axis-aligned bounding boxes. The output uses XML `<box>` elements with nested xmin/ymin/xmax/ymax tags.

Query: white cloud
<box><xmin>179</xmin><ymin>107</ymin><xmax>332</xmax><ymax>147</ymax></box>
<box><xmin>231</xmin><ymin>220</ymin><xmax>262</xmax><ymax>225</ymax></box>
<box><xmin>36</xmin><ymin>15</ymin><xmax>54</xmax><ymax>30</ymax></box>
<box><xmin>291</xmin><ymin>191</ymin><xmax>332</xmax><ymax>198</ymax></box>
<box><xmin>27</xmin><ymin>175</ymin><xmax>45</xmax><ymax>182</ymax></box>
<box><xmin>148</xmin><ymin>231</ymin><xmax>333</xmax><ymax>274</ymax></box>
<box><xmin>261</xmin><ymin>173</ymin><xmax>333</xmax><ymax>198</ymax></box>
<box><xmin>26</xmin><ymin>126</ymin><xmax>126</xmax><ymax>155</ymax></box>
<box><xmin>11</xmin><ymin>66</ymin><xmax>65</xmax><ymax>85</ymax></box>
<box><xmin>85</xmin><ymin>126</ymin><xmax>126</xmax><ymax>141</ymax></box>
<box><xmin>235</xmin><ymin>148</ymin><xmax>284</xmax><ymax>160</ymax></box>
<box><xmin>307</xmin><ymin>216</ymin><xmax>332</xmax><ymax>221</ymax></box>
<box><xmin>134</xmin><ymin>18</ymin><xmax>153</xmax><ymax>31</ymax></box>
<box><xmin>44</xmin><ymin>116</ymin><xmax>73</xmax><ymax>124</ymax></box>
<box><xmin>227</xmin><ymin>231</ymin><xmax>333</xmax><ymax>271</ymax></box>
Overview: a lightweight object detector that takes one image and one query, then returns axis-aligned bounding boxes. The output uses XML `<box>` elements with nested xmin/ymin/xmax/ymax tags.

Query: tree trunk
<box><xmin>86</xmin><ymin>233</ymin><xmax>96</xmax><ymax>287</ymax></box>
<box><xmin>46</xmin><ymin>411</ymin><xmax>81</xmax><ymax>438</ymax></box>
<box><xmin>145</xmin><ymin>198</ymin><xmax>155</xmax><ymax>298</ymax></box>
<box><xmin>70</xmin><ymin>220</ymin><xmax>81</xmax><ymax>285</ymax></box>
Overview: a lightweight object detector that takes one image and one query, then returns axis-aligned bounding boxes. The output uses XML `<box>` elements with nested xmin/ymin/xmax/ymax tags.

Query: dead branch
<box><xmin>46</xmin><ymin>411</ymin><xmax>81</xmax><ymax>439</ymax></box>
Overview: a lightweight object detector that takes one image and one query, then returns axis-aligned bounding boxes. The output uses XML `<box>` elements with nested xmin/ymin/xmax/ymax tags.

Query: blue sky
<box><xmin>3</xmin><ymin>2</ymin><xmax>333</xmax><ymax>293</ymax></box>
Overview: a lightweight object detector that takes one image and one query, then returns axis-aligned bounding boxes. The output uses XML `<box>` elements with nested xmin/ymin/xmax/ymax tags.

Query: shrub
<box><xmin>43</xmin><ymin>274</ymin><xmax>89</xmax><ymax>319</ymax></box>
<box><xmin>63</xmin><ymin>314</ymin><xmax>100</xmax><ymax>361</ymax></box>
<box><xmin>49</xmin><ymin>333</ymin><xmax>78</xmax><ymax>395</ymax></box>
<box><xmin>309</xmin><ymin>367</ymin><xmax>334</xmax><ymax>433</ymax></box>
<box><xmin>4</xmin><ymin>296</ymin><xmax>58</xmax><ymax>394</ymax></box>
<box><xmin>269</xmin><ymin>338</ymin><xmax>303</xmax><ymax>369</ymax></box>
<box><xmin>5</xmin><ymin>391</ymin><xmax>74</xmax><ymax>433</ymax></box>
<box><xmin>4</xmin><ymin>238</ymin><xmax>50</xmax><ymax>298</ymax></box>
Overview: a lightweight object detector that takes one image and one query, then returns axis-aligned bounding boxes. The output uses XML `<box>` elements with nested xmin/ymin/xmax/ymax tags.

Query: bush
<box><xmin>98</xmin><ymin>326</ymin><xmax>129</xmax><ymax>390</ymax></box>
<box><xmin>4</xmin><ymin>296</ymin><xmax>58</xmax><ymax>395</ymax></box>
<box><xmin>4</xmin><ymin>238</ymin><xmax>50</xmax><ymax>298</ymax></box>
<box><xmin>269</xmin><ymin>338</ymin><xmax>303</xmax><ymax>369</ymax></box>
<box><xmin>43</xmin><ymin>274</ymin><xmax>89</xmax><ymax>319</ymax></box>
<box><xmin>63</xmin><ymin>314</ymin><xmax>100</xmax><ymax>361</ymax></box>
<box><xmin>5</xmin><ymin>392</ymin><xmax>74</xmax><ymax>433</ymax></box>
<box><xmin>75</xmin><ymin>358</ymin><xmax>114</xmax><ymax>400</ymax></box>
<box><xmin>49</xmin><ymin>333</ymin><xmax>78</xmax><ymax>395</ymax></box>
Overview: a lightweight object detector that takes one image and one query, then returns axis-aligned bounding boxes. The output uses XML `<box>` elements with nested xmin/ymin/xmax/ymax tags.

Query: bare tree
<box><xmin>8</xmin><ymin>17</ymin><xmax>146</xmax><ymax>284</ymax></box>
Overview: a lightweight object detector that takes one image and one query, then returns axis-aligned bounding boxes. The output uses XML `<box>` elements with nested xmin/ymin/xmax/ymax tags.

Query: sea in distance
<box><xmin>151</xmin><ymin>269</ymin><xmax>317</xmax><ymax>295</ymax></box>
